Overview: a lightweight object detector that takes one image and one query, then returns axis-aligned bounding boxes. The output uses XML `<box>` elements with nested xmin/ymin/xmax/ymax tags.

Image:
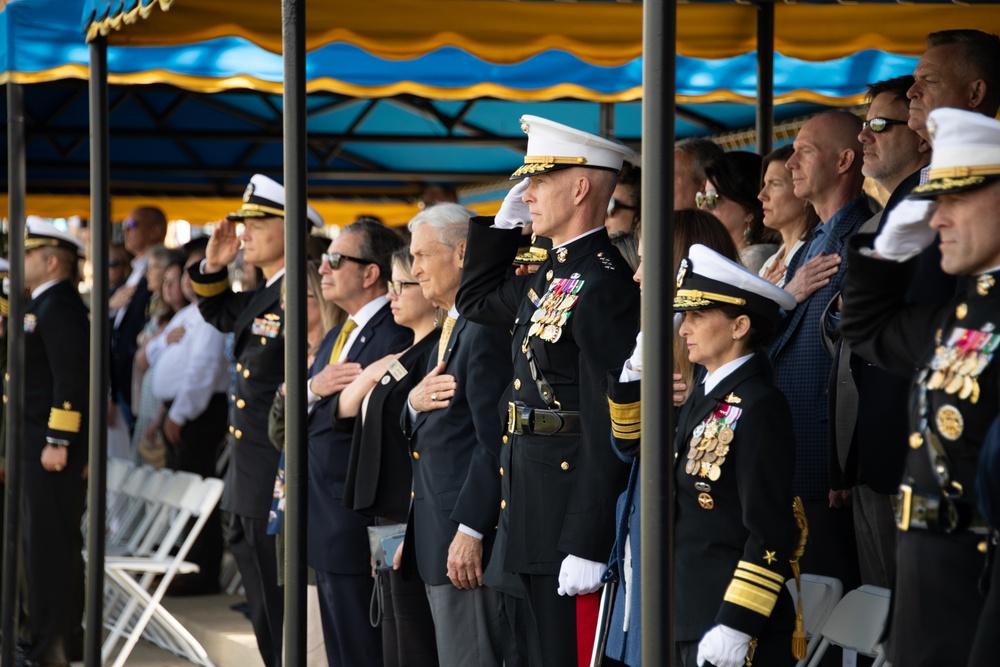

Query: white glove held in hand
<box><xmin>697</xmin><ymin>624</ymin><xmax>752</xmax><ymax>667</ymax></box>
<box><xmin>873</xmin><ymin>199</ymin><xmax>937</xmax><ymax>262</ymax></box>
<box><xmin>626</xmin><ymin>331</ymin><xmax>643</xmax><ymax>374</ymax></box>
<box><xmin>493</xmin><ymin>178</ymin><xmax>531</xmax><ymax>229</ymax></box>
<box><xmin>556</xmin><ymin>554</ymin><xmax>605</xmax><ymax>596</ymax></box>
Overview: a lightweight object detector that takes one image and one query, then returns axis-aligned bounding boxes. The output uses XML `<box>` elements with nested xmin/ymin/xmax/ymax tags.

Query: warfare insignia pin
<box><xmin>724</xmin><ymin>392</ymin><xmax>741</xmax><ymax>404</ymax></box>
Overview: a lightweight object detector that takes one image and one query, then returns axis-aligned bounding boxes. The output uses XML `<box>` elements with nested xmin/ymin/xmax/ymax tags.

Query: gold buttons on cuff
<box><xmin>234</xmin><ymin>429</ymin><xmax>243</xmax><ymax>439</ymax></box>
<box><xmin>413</xmin><ymin>452</ymin><xmax>420</xmax><ymax>460</ymax></box>
<box><xmin>501</xmin><ymin>499</ymin><xmax>506</xmax><ymax>509</ymax></box>
<box><xmin>514</xmin><ymin>379</ymin><xmax>521</xmax><ymax>390</ymax></box>
<box><xmin>560</xmin><ymin>461</ymin><xmax>569</xmax><ymax>471</ymax></box>
<box><xmin>236</xmin><ymin>399</ymin><xmax>246</xmax><ymax>409</ymax></box>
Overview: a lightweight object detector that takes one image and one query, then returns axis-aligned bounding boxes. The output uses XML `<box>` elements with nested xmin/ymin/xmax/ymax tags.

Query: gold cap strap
<box><xmin>928</xmin><ymin>164</ymin><xmax>1000</xmax><ymax>180</ymax></box>
<box><xmin>675</xmin><ymin>289</ymin><xmax>747</xmax><ymax>307</ymax></box>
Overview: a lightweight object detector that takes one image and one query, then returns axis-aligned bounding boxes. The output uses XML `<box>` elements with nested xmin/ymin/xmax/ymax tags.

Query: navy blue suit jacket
<box><xmin>306</xmin><ymin>302</ymin><xmax>412</xmax><ymax>573</ymax></box>
<box><xmin>770</xmin><ymin>197</ymin><xmax>870</xmax><ymax>499</ymax></box>
<box><xmin>404</xmin><ymin>316</ymin><xmax>512</xmax><ymax>586</ymax></box>
<box><xmin>110</xmin><ymin>275</ymin><xmax>150</xmax><ymax>411</ymax></box>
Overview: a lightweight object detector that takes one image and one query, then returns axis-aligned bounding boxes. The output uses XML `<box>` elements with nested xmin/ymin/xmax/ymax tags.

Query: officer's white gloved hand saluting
<box><xmin>696</xmin><ymin>624</ymin><xmax>752</xmax><ymax>667</ymax></box>
<box><xmin>873</xmin><ymin>199</ymin><xmax>938</xmax><ymax>262</ymax></box>
<box><xmin>494</xmin><ymin>178</ymin><xmax>531</xmax><ymax>229</ymax></box>
<box><xmin>556</xmin><ymin>554</ymin><xmax>605</xmax><ymax>596</ymax></box>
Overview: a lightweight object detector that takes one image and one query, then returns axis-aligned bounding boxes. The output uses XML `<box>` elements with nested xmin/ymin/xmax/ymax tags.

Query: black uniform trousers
<box><xmin>520</xmin><ymin>574</ymin><xmax>577</xmax><ymax>667</ymax></box>
<box><xmin>228</xmin><ymin>515</ymin><xmax>283</xmax><ymax>667</ymax></box>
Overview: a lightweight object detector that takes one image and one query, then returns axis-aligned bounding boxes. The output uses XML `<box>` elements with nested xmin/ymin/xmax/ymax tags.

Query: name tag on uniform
<box><xmin>252</xmin><ymin>315</ymin><xmax>281</xmax><ymax>338</ymax></box>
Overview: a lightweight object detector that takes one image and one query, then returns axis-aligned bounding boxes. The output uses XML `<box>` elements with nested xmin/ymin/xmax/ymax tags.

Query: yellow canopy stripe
<box><xmin>85</xmin><ymin>2</ymin><xmax>1000</xmax><ymax>64</ymax></box>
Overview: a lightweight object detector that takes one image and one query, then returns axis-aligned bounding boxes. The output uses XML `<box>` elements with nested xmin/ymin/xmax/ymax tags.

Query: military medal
<box><xmin>697</xmin><ymin>493</ymin><xmax>715</xmax><ymax>510</ymax></box>
<box><xmin>684</xmin><ymin>403</ymin><xmax>742</xmax><ymax>481</ymax></box>
<box><xmin>935</xmin><ymin>404</ymin><xmax>964</xmax><ymax>441</ymax></box>
<box><xmin>23</xmin><ymin>313</ymin><xmax>37</xmax><ymax>333</ymax></box>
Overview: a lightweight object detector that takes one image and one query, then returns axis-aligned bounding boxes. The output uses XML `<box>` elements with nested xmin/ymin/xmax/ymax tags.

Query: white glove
<box><xmin>626</xmin><ymin>331</ymin><xmax>643</xmax><ymax>374</ymax></box>
<box><xmin>696</xmin><ymin>624</ymin><xmax>752</xmax><ymax>667</ymax></box>
<box><xmin>556</xmin><ymin>554</ymin><xmax>605</xmax><ymax>596</ymax></box>
<box><xmin>493</xmin><ymin>178</ymin><xmax>531</xmax><ymax>229</ymax></box>
<box><xmin>873</xmin><ymin>199</ymin><xmax>938</xmax><ymax>262</ymax></box>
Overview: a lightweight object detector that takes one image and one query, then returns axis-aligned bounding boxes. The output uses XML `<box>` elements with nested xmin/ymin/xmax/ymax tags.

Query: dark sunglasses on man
<box><xmin>862</xmin><ymin>117</ymin><xmax>908</xmax><ymax>133</ymax></box>
<box><xmin>322</xmin><ymin>252</ymin><xmax>374</xmax><ymax>271</ymax></box>
<box><xmin>607</xmin><ymin>197</ymin><xmax>637</xmax><ymax>217</ymax></box>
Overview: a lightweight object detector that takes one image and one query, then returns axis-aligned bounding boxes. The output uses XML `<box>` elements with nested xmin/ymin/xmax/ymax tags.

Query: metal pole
<box><xmin>641</xmin><ymin>0</ymin><xmax>675</xmax><ymax>665</ymax></box>
<box><xmin>756</xmin><ymin>1</ymin><xmax>775</xmax><ymax>155</ymax></box>
<box><xmin>2</xmin><ymin>81</ymin><xmax>26</xmax><ymax>667</ymax></box>
<box><xmin>599</xmin><ymin>102</ymin><xmax>615</xmax><ymax>139</ymax></box>
<box><xmin>85</xmin><ymin>36</ymin><xmax>110</xmax><ymax>667</ymax></box>
<box><xmin>281</xmin><ymin>0</ymin><xmax>308</xmax><ymax>664</ymax></box>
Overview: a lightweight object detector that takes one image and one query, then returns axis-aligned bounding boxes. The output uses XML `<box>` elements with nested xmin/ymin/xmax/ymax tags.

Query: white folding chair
<box><xmin>805</xmin><ymin>584</ymin><xmax>892</xmax><ymax>667</ymax></box>
<box><xmin>101</xmin><ymin>472</ymin><xmax>224</xmax><ymax>667</ymax></box>
<box><xmin>786</xmin><ymin>574</ymin><xmax>843</xmax><ymax>667</ymax></box>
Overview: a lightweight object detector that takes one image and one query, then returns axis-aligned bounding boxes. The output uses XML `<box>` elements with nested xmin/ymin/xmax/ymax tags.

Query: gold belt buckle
<box><xmin>507</xmin><ymin>402</ymin><xmax>517</xmax><ymax>434</ymax></box>
<box><xmin>897</xmin><ymin>484</ymin><xmax>913</xmax><ymax>531</ymax></box>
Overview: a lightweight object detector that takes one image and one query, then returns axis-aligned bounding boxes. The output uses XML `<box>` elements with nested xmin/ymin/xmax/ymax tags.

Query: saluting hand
<box><xmin>408</xmin><ymin>362</ymin><xmax>457</xmax><ymax>413</ymax></box>
<box><xmin>204</xmin><ymin>218</ymin><xmax>242</xmax><ymax>274</ymax></box>
<box><xmin>446</xmin><ymin>531</ymin><xmax>483</xmax><ymax>590</ymax></box>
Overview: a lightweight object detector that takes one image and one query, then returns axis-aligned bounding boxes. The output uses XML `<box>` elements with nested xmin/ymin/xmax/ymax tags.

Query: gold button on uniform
<box><xmin>514</xmin><ymin>379</ymin><xmax>521</xmax><ymax>390</ymax></box>
<box><xmin>229</xmin><ymin>425</ymin><xmax>235</xmax><ymax>434</ymax></box>
<box><xmin>499</xmin><ymin>467</ymin><xmax>504</xmax><ymax>476</ymax></box>
<box><xmin>413</xmin><ymin>452</ymin><xmax>420</xmax><ymax>460</ymax></box>
<box><xmin>234</xmin><ymin>429</ymin><xmax>243</xmax><ymax>439</ymax></box>
<box><xmin>236</xmin><ymin>399</ymin><xmax>246</xmax><ymax>409</ymax></box>
<box><xmin>560</xmin><ymin>461</ymin><xmax>569</xmax><ymax>471</ymax></box>
<box><xmin>545</xmin><ymin>270</ymin><xmax>553</xmax><ymax>280</ymax></box>
<box><xmin>231</xmin><ymin>394</ymin><xmax>236</xmax><ymax>401</ymax></box>
<box><xmin>909</xmin><ymin>432</ymin><xmax>923</xmax><ymax>449</ymax></box>
<box><xmin>501</xmin><ymin>500</ymin><xmax>506</xmax><ymax>509</ymax></box>
<box><xmin>243</xmin><ymin>369</ymin><xmax>250</xmax><ymax>378</ymax></box>
<box><xmin>260</xmin><ymin>337</ymin><xmax>267</xmax><ymax>345</ymax></box>
<box><xmin>236</xmin><ymin>363</ymin><xmax>243</xmax><ymax>371</ymax></box>
<box><xmin>502</xmin><ymin>435</ymin><xmax>508</xmax><ymax>444</ymax></box>
<box><xmin>979</xmin><ymin>540</ymin><xmax>989</xmax><ymax>554</ymax></box>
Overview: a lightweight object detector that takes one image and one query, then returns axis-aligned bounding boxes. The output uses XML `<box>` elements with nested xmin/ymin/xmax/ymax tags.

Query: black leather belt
<box><xmin>507</xmin><ymin>401</ymin><xmax>581</xmax><ymax>436</ymax></box>
<box><xmin>897</xmin><ymin>484</ymin><xmax>991</xmax><ymax>535</ymax></box>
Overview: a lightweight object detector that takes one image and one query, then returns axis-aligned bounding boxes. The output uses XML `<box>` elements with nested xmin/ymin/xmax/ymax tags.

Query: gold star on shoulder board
<box><xmin>63</xmin><ymin>402</ymin><xmax>72</xmax><ymax>410</ymax></box>
<box><xmin>763</xmin><ymin>550</ymin><xmax>777</xmax><ymax>565</ymax></box>
<box><xmin>724</xmin><ymin>392</ymin><xmax>741</xmax><ymax>404</ymax></box>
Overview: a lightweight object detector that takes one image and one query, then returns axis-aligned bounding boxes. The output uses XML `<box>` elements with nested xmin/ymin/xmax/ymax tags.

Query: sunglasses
<box><xmin>862</xmin><ymin>117</ymin><xmax>908</xmax><ymax>133</ymax></box>
<box><xmin>695</xmin><ymin>191</ymin><xmax>721</xmax><ymax>210</ymax></box>
<box><xmin>108</xmin><ymin>259</ymin><xmax>123</xmax><ymax>267</ymax></box>
<box><xmin>607</xmin><ymin>197</ymin><xmax>637</xmax><ymax>217</ymax></box>
<box><xmin>122</xmin><ymin>218</ymin><xmax>138</xmax><ymax>230</ymax></box>
<box><xmin>387</xmin><ymin>280</ymin><xmax>419</xmax><ymax>296</ymax></box>
<box><xmin>322</xmin><ymin>252</ymin><xmax>374</xmax><ymax>271</ymax></box>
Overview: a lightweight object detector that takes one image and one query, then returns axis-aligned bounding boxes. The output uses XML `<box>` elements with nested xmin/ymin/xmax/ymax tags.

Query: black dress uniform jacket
<box><xmin>402</xmin><ymin>316</ymin><xmax>512</xmax><ymax>586</ymax></box>
<box><xmin>673</xmin><ymin>352</ymin><xmax>797</xmax><ymax>662</ymax></box>
<box><xmin>457</xmin><ymin>220</ymin><xmax>639</xmax><ymax>574</ymax></box>
<box><xmin>110</xmin><ymin>275</ymin><xmax>150</xmax><ymax>417</ymax></box>
<box><xmin>841</xmin><ymin>237</ymin><xmax>1000</xmax><ymax>666</ymax></box>
<box><xmin>24</xmin><ymin>279</ymin><xmax>89</xmax><ymax>665</ymax></box>
<box><xmin>190</xmin><ymin>266</ymin><xmax>285</xmax><ymax>518</ymax></box>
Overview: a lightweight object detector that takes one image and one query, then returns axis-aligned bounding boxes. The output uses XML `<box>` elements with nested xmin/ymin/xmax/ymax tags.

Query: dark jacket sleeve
<box><xmin>188</xmin><ymin>263</ymin><xmax>255</xmax><ymax>334</ymax></box>
<box><xmin>41</xmin><ymin>295</ymin><xmax>90</xmax><ymax>447</ymax></box>
<box><xmin>607</xmin><ymin>371</ymin><xmax>641</xmax><ymax>461</ymax></box>
<box><xmin>456</xmin><ymin>217</ymin><xmax>533</xmax><ymax>328</ymax></box>
<box><xmin>840</xmin><ymin>235</ymin><xmax>945</xmax><ymax>379</ymax></box>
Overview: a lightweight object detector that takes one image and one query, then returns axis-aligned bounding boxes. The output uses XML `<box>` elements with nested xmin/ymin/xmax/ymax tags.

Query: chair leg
<box><xmin>805</xmin><ymin>639</ymin><xmax>831</xmax><ymax>667</ymax></box>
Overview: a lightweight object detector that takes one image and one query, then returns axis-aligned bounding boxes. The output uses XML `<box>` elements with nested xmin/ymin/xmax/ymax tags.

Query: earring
<box><xmin>743</xmin><ymin>223</ymin><xmax>754</xmax><ymax>246</ymax></box>
<box><xmin>732</xmin><ymin>332</ymin><xmax>738</xmax><ymax>340</ymax></box>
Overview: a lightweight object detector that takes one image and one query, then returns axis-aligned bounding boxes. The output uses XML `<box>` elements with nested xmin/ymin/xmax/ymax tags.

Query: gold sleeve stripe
<box><xmin>611</xmin><ymin>424</ymin><xmax>640</xmax><ymax>440</ymax></box>
<box><xmin>48</xmin><ymin>407</ymin><xmax>82</xmax><ymax>433</ymax></box>
<box><xmin>737</xmin><ymin>560</ymin><xmax>785</xmax><ymax>584</ymax></box>
<box><xmin>724</xmin><ymin>579</ymin><xmax>779</xmax><ymax>617</ymax></box>
<box><xmin>608</xmin><ymin>398</ymin><xmax>640</xmax><ymax>425</ymax></box>
<box><xmin>734</xmin><ymin>570</ymin><xmax>783</xmax><ymax>593</ymax></box>
<box><xmin>612</xmin><ymin>422</ymin><xmax>641</xmax><ymax>434</ymax></box>
<box><xmin>192</xmin><ymin>277</ymin><xmax>230</xmax><ymax>298</ymax></box>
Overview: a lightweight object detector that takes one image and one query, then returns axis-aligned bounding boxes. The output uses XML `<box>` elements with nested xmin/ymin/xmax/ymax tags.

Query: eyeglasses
<box><xmin>387</xmin><ymin>280</ymin><xmax>419</xmax><ymax>296</ymax></box>
<box><xmin>321</xmin><ymin>252</ymin><xmax>374</xmax><ymax>271</ymax></box>
<box><xmin>695</xmin><ymin>191</ymin><xmax>721</xmax><ymax>210</ymax></box>
<box><xmin>862</xmin><ymin>117</ymin><xmax>908</xmax><ymax>133</ymax></box>
<box><xmin>108</xmin><ymin>259</ymin><xmax>122</xmax><ymax>267</ymax></box>
<box><xmin>607</xmin><ymin>197</ymin><xmax>637</xmax><ymax>217</ymax></box>
<box><xmin>122</xmin><ymin>218</ymin><xmax>138</xmax><ymax>231</ymax></box>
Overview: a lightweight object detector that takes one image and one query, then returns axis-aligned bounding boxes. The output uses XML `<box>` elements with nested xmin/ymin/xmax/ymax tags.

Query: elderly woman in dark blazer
<box><xmin>333</xmin><ymin>248</ymin><xmax>441</xmax><ymax>667</ymax></box>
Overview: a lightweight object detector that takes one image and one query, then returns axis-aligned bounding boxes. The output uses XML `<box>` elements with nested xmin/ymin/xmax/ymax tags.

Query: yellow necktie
<box><xmin>329</xmin><ymin>318</ymin><xmax>358</xmax><ymax>363</ymax></box>
<box><xmin>438</xmin><ymin>316</ymin><xmax>457</xmax><ymax>365</ymax></box>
